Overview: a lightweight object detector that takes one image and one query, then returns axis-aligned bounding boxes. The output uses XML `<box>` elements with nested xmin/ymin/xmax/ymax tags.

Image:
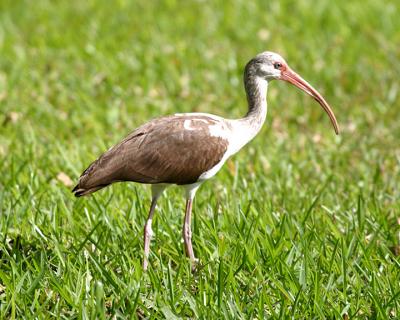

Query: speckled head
<box><xmin>246</xmin><ymin>51</ymin><xmax>339</xmax><ymax>135</ymax></box>
<box><xmin>245</xmin><ymin>51</ymin><xmax>288</xmax><ymax>80</ymax></box>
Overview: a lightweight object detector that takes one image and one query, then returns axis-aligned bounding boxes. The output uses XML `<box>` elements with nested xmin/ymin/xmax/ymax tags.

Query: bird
<box><xmin>72</xmin><ymin>51</ymin><xmax>339</xmax><ymax>271</ymax></box>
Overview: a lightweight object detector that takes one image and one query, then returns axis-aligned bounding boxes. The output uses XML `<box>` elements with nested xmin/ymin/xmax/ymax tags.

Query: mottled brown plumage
<box><xmin>72</xmin><ymin>51</ymin><xmax>339</xmax><ymax>270</ymax></box>
<box><xmin>72</xmin><ymin>115</ymin><xmax>228</xmax><ymax>196</ymax></box>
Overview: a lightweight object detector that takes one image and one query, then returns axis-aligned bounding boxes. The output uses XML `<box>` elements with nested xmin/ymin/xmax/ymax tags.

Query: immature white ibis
<box><xmin>73</xmin><ymin>51</ymin><xmax>339</xmax><ymax>270</ymax></box>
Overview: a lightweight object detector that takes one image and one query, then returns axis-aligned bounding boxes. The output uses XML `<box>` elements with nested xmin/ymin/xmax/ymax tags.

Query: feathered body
<box><xmin>72</xmin><ymin>114</ymin><xmax>231</xmax><ymax>195</ymax></box>
<box><xmin>72</xmin><ymin>51</ymin><xmax>338</xmax><ymax>270</ymax></box>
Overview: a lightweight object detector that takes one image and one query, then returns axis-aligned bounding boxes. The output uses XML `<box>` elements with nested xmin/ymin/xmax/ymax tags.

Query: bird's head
<box><xmin>247</xmin><ymin>51</ymin><xmax>339</xmax><ymax>134</ymax></box>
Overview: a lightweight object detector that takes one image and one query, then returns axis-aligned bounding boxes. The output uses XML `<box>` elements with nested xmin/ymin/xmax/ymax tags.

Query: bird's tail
<box><xmin>72</xmin><ymin>184</ymin><xmax>108</xmax><ymax>197</ymax></box>
<box><xmin>72</xmin><ymin>157</ymin><xmax>112</xmax><ymax>197</ymax></box>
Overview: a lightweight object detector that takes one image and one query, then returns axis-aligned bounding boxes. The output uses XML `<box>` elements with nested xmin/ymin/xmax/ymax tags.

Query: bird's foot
<box><xmin>190</xmin><ymin>257</ymin><xmax>200</xmax><ymax>273</ymax></box>
<box><xmin>143</xmin><ymin>258</ymin><xmax>149</xmax><ymax>271</ymax></box>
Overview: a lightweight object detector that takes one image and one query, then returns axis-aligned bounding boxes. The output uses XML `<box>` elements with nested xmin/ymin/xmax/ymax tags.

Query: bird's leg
<box><xmin>182</xmin><ymin>183</ymin><xmax>201</xmax><ymax>270</ymax></box>
<box><xmin>183</xmin><ymin>197</ymin><xmax>199</xmax><ymax>267</ymax></box>
<box><xmin>143</xmin><ymin>184</ymin><xmax>167</xmax><ymax>271</ymax></box>
<box><xmin>143</xmin><ymin>198</ymin><xmax>157</xmax><ymax>271</ymax></box>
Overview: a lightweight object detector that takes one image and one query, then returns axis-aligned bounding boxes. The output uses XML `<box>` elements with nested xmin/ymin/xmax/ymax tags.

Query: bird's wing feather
<box><xmin>74</xmin><ymin>115</ymin><xmax>229</xmax><ymax>194</ymax></box>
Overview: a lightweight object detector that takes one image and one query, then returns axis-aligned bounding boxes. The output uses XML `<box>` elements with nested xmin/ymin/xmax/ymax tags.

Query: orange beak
<box><xmin>281</xmin><ymin>68</ymin><xmax>339</xmax><ymax>135</ymax></box>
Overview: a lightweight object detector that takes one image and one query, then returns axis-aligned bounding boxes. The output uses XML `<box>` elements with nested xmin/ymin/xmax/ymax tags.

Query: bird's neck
<box><xmin>224</xmin><ymin>75</ymin><xmax>269</xmax><ymax>156</ymax></box>
<box><xmin>240</xmin><ymin>75</ymin><xmax>268</xmax><ymax>135</ymax></box>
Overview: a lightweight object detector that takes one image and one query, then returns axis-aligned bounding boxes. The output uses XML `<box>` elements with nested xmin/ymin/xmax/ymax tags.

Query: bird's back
<box><xmin>73</xmin><ymin>115</ymin><xmax>230</xmax><ymax>196</ymax></box>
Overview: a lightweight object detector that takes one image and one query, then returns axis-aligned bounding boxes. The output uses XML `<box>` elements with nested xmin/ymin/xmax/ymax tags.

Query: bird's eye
<box><xmin>273</xmin><ymin>62</ymin><xmax>282</xmax><ymax>70</ymax></box>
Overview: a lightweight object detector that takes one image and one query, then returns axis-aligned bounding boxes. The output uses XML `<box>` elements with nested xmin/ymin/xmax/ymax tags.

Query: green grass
<box><xmin>0</xmin><ymin>0</ymin><xmax>399</xmax><ymax>318</ymax></box>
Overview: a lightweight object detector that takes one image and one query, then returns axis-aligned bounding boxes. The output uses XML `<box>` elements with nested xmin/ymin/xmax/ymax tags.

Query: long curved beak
<box><xmin>281</xmin><ymin>68</ymin><xmax>339</xmax><ymax>135</ymax></box>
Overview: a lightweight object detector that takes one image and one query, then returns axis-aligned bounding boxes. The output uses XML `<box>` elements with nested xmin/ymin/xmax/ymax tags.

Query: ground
<box><xmin>0</xmin><ymin>0</ymin><xmax>399</xmax><ymax>318</ymax></box>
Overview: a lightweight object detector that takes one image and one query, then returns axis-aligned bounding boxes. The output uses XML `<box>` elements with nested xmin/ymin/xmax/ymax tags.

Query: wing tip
<box><xmin>71</xmin><ymin>184</ymin><xmax>109</xmax><ymax>197</ymax></box>
<box><xmin>72</xmin><ymin>184</ymin><xmax>85</xmax><ymax>197</ymax></box>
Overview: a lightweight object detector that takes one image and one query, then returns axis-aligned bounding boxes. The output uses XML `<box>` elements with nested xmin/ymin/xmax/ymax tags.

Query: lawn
<box><xmin>0</xmin><ymin>0</ymin><xmax>399</xmax><ymax>318</ymax></box>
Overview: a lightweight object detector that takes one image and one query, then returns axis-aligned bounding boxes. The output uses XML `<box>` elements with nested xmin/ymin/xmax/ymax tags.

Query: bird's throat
<box><xmin>243</xmin><ymin>77</ymin><xmax>268</xmax><ymax>135</ymax></box>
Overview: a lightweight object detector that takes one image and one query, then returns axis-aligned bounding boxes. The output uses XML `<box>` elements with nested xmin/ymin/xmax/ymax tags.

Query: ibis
<box><xmin>73</xmin><ymin>51</ymin><xmax>339</xmax><ymax>270</ymax></box>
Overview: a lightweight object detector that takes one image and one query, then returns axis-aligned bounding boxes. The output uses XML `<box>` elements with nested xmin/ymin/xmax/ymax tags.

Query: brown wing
<box><xmin>73</xmin><ymin>115</ymin><xmax>229</xmax><ymax>196</ymax></box>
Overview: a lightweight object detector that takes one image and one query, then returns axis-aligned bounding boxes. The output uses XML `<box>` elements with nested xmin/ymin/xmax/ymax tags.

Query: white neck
<box><xmin>242</xmin><ymin>77</ymin><xmax>268</xmax><ymax>135</ymax></box>
<box><xmin>227</xmin><ymin>77</ymin><xmax>268</xmax><ymax>155</ymax></box>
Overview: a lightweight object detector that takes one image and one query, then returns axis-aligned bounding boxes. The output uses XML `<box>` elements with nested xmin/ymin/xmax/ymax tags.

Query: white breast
<box><xmin>198</xmin><ymin>120</ymin><xmax>257</xmax><ymax>181</ymax></box>
<box><xmin>175</xmin><ymin>112</ymin><xmax>264</xmax><ymax>182</ymax></box>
